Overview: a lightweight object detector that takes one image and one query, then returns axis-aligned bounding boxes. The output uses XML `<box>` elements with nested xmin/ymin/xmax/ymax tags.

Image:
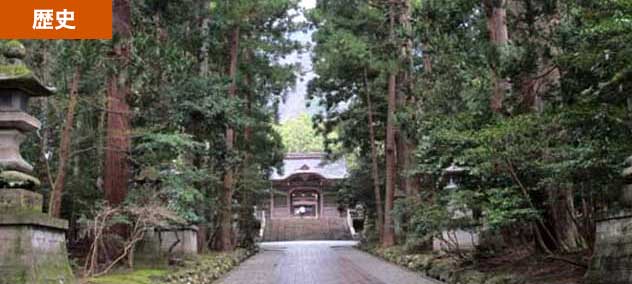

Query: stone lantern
<box><xmin>432</xmin><ymin>163</ymin><xmax>479</xmax><ymax>252</ymax></box>
<box><xmin>0</xmin><ymin>41</ymin><xmax>76</xmax><ymax>284</ymax></box>
<box><xmin>443</xmin><ymin>163</ymin><xmax>465</xmax><ymax>191</ymax></box>
<box><xmin>442</xmin><ymin>163</ymin><xmax>471</xmax><ymax>218</ymax></box>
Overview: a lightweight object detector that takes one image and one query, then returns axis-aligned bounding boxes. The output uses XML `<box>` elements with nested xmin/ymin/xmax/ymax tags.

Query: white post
<box><xmin>259</xmin><ymin>210</ymin><xmax>266</xmax><ymax>238</ymax></box>
<box><xmin>346</xmin><ymin>209</ymin><xmax>356</xmax><ymax>236</ymax></box>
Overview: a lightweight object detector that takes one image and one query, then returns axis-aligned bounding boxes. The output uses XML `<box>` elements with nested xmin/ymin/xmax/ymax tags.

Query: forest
<box><xmin>1</xmin><ymin>0</ymin><xmax>631</xmax><ymax>283</ymax></box>
<box><xmin>307</xmin><ymin>0</ymin><xmax>632</xmax><ymax>281</ymax></box>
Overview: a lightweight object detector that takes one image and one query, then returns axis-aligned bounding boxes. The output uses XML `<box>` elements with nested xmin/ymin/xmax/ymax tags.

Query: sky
<box><xmin>277</xmin><ymin>0</ymin><xmax>317</xmax><ymax>123</ymax></box>
<box><xmin>302</xmin><ymin>0</ymin><xmax>316</xmax><ymax>10</ymax></box>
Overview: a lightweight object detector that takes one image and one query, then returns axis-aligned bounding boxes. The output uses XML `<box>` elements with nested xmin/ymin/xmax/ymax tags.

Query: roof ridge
<box><xmin>285</xmin><ymin>152</ymin><xmax>325</xmax><ymax>159</ymax></box>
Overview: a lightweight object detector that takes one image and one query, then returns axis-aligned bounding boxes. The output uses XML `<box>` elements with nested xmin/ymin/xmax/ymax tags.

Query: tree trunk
<box><xmin>548</xmin><ymin>187</ymin><xmax>586</xmax><ymax>252</ymax></box>
<box><xmin>510</xmin><ymin>1</ymin><xmax>580</xmax><ymax>252</ymax></box>
<box><xmin>199</xmin><ymin>2</ymin><xmax>211</xmax><ymax>77</ymax></box>
<box><xmin>195</xmin><ymin>3</ymin><xmax>212</xmax><ymax>253</ymax></box>
<box><xmin>382</xmin><ymin>0</ymin><xmax>399</xmax><ymax>248</ymax></box>
<box><xmin>363</xmin><ymin>68</ymin><xmax>384</xmax><ymax>241</ymax></box>
<box><xmin>104</xmin><ymin>0</ymin><xmax>132</xmax><ymax>206</ymax></box>
<box><xmin>218</xmin><ymin>26</ymin><xmax>240</xmax><ymax>251</ymax></box>
<box><xmin>515</xmin><ymin>0</ymin><xmax>560</xmax><ymax>113</ymax></box>
<box><xmin>49</xmin><ymin>68</ymin><xmax>81</xmax><ymax>218</ymax></box>
<box><xmin>383</xmin><ymin>71</ymin><xmax>398</xmax><ymax>247</ymax></box>
<box><xmin>397</xmin><ymin>0</ymin><xmax>420</xmax><ymax>202</ymax></box>
<box><xmin>238</xmin><ymin>50</ymin><xmax>256</xmax><ymax>249</ymax></box>
<box><xmin>483</xmin><ymin>0</ymin><xmax>510</xmax><ymax>113</ymax></box>
<box><xmin>423</xmin><ymin>52</ymin><xmax>433</xmax><ymax>73</ymax></box>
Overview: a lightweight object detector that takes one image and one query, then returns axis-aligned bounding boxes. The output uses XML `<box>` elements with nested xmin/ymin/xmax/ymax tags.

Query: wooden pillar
<box><xmin>316</xmin><ymin>193</ymin><xmax>320</xmax><ymax>219</ymax></box>
<box><xmin>287</xmin><ymin>188</ymin><xmax>291</xmax><ymax>217</ymax></box>
<box><xmin>270</xmin><ymin>187</ymin><xmax>274</xmax><ymax>219</ymax></box>
<box><xmin>321</xmin><ymin>188</ymin><xmax>325</xmax><ymax>218</ymax></box>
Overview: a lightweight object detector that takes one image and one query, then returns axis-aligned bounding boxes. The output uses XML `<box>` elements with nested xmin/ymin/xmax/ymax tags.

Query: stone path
<box><xmin>216</xmin><ymin>241</ymin><xmax>440</xmax><ymax>284</ymax></box>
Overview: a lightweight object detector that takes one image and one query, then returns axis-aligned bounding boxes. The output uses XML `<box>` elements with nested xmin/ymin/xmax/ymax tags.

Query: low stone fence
<box><xmin>136</xmin><ymin>225</ymin><xmax>198</xmax><ymax>266</ymax></box>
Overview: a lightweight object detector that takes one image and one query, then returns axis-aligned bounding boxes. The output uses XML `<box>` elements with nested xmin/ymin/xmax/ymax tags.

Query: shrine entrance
<box><xmin>290</xmin><ymin>189</ymin><xmax>320</xmax><ymax>218</ymax></box>
<box><xmin>265</xmin><ymin>153</ymin><xmax>348</xmax><ymax>220</ymax></box>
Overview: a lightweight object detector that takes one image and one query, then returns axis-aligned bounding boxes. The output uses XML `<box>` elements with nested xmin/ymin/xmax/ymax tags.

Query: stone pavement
<box><xmin>216</xmin><ymin>241</ymin><xmax>440</xmax><ymax>284</ymax></box>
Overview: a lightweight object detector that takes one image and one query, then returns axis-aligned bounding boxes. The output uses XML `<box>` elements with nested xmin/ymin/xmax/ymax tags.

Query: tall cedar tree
<box><xmin>218</xmin><ymin>26</ymin><xmax>241</xmax><ymax>251</ymax></box>
<box><xmin>483</xmin><ymin>0</ymin><xmax>510</xmax><ymax>113</ymax></box>
<box><xmin>382</xmin><ymin>0</ymin><xmax>401</xmax><ymax>247</ymax></box>
<box><xmin>104</xmin><ymin>0</ymin><xmax>132</xmax><ymax>206</ymax></box>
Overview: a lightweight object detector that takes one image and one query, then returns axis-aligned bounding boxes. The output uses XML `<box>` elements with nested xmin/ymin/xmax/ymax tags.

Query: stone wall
<box><xmin>0</xmin><ymin>224</ymin><xmax>75</xmax><ymax>284</ymax></box>
<box><xmin>586</xmin><ymin>155</ymin><xmax>632</xmax><ymax>283</ymax></box>
<box><xmin>586</xmin><ymin>211</ymin><xmax>632</xmax><ymax>284</ymax></box>
<box><xmin>136</xmin><ymin>226</ymin><xmax>198</xmax><ymax>266</ymax></box>
<box><xmin>433</xmin><ymin>229</ymin><xmax>480</xmax><ymax>252</ymax></box>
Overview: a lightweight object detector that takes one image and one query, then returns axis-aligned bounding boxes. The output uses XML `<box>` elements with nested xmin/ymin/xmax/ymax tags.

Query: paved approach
<box><xmin>216</xmin><ymin>241</ymin><xmax>439</xmax><ymax>284</ymax></box>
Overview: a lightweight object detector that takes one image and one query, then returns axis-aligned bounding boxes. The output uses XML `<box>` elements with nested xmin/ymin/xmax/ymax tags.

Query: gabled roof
<box><xmin>270</xmin><ymin>153</ymin><xmax>348</xmax><ymax>181</ymax></box>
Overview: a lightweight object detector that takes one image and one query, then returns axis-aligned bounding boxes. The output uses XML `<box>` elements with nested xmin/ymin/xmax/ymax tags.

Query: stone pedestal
<box><xmin>586</xmin><ymin>210</ymin><xmax>632</xmax><ymax>284</ymax></box>
<box><xmin>135</xmin><ymin>226</ymin><xmax>199</xmax><ymax>266</ymax></box>
<box><xmin>433</xmin><ymin>203</ymin><xmax>480</xmax><ymax>253</ymax></box>
<box><xmin>0</xmin><ymin>189</ymin><xmax>76</xmax><ymax>284</ymax></box>
<box><xmin>433</xmin><ymin>229</ymin><xmax>480</xmax><ymax>253</ymax></box>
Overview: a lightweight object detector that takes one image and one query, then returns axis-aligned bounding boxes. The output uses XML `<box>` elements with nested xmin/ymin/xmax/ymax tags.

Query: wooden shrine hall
<box><xmin>265</xmin><ymin>153</ymin><xmax>348</xmax><ymax>219</ymax></box>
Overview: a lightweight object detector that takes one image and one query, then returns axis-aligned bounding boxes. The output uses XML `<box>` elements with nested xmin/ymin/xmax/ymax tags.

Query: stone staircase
<box><xmin>262</xmin><ymin>217</ymin><xmax>352</xmax><ymax>241</ymax></box>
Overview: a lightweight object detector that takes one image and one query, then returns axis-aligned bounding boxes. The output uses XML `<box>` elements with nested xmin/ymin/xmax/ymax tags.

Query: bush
<box><xmin>162</xmin><ymin>248</ymin><xmax>255</xmax><ymax>284</ymax></box>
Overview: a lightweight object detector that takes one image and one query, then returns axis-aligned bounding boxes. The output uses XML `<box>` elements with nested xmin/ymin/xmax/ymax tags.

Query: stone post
<box><xmin>586</xmin><ymin>155</ymin><xmax>632</xmax><ymax>283</ymax></box>
<box><xmin>0</xmin><ymin>41</ymin><xmax>76</xmax><ymax>284</ymax></box>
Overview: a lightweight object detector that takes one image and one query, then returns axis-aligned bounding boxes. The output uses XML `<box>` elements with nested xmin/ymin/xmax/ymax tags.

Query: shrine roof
<box><xmin>270</xmin><ymin>153</ymin><xmax>348</xmax><ymax>181</ymax></box>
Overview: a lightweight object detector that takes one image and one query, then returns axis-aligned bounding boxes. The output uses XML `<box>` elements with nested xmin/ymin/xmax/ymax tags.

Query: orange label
<box><xmin>0</xmin><ymin>0</ymin><xmax>112</xmax><ymax>39</ymax></box>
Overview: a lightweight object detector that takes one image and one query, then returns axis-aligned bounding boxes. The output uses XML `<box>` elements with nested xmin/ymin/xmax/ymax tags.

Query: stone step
<box><xmin>262</xmin><ymin>217</ymin><xmax>352</xmax><ymax>242</ymax></box>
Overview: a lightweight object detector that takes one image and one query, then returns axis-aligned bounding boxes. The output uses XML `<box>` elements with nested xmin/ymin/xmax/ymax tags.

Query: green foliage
<box><xmin>16</xmin><ymin>0</ymin><xmax>300</xmax><ymax>252</ymax></box>
<box><xmin>162</xmin><ymin>249</ymin><xmax>255</xmax><ymax>284</ymax></box>
<box><xmin>313</xmin><ymin>0</ymin><xmax>632</xmax><ymax>252</ymax></box>
<box><xmin>87</xmin><ymin>249</ymin><xmax>255</xmax><ymax>284</ymax></box>
<box><xmin>309</xmin><ymin>0</ymin><xmax>390</xmax><ymax>156</ymax></box>
<box><xmin>274</xmin><ymin>113</ymin><xmax>324</xmax><ymax>153</ymax></box>
<box><xmin>484</xmin><ymin>188</ymin><xmax>538</xmax><ymax>230</ymax></box>
<box><xmin>88</xmin><ymin>269</ymin><xmax>168</xmax><ymax>284</ymax></box>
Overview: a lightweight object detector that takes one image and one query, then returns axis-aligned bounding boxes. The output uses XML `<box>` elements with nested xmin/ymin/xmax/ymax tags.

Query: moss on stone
<box><xmin>0</xmin><ymin>212</ymin><xmax>69</xmax><ymax>229</ymax></box>
<box><xmin>4</xmin><ymin>40</ymin><xmax>24</xmax><ymax>49</ymax></box>
<box><xmin>32</xmin><ymin>250</ymin><xmax>76</xmax><ymax>284</ymax></box>
<box><xmin>2</xmin><ymin>41</ymin><xmax>26</xmax><ymax>59</ymax></box>
<box><xmin>0</xmin><ymin>226</ymin><xmax>76</xmax><ymax>284</ymax></box>
<box><xmin>0</xmin><ymin>40</ymin><xmax>54</xmax><ymax>97</ymax></box>
<box><xmin>3</xmin><ymin>232</ymin><xmax>29</xmax><ymax>284</ymax></box>
<box><xmin>0</xmin><ymin>172</ymin><xmax>41</xmax><ymax>189</ymax></box>
<box><xmin>0</xmin><ymin>64</ymin><xmax>31</xmax><ymax>77</ymax></box>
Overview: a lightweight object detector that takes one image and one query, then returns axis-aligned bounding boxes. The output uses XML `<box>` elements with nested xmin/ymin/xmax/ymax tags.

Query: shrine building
<box><xmin>266</xmin><ymin>153</ymin><xmax>347</xmax><ymax>219</ymax></box>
